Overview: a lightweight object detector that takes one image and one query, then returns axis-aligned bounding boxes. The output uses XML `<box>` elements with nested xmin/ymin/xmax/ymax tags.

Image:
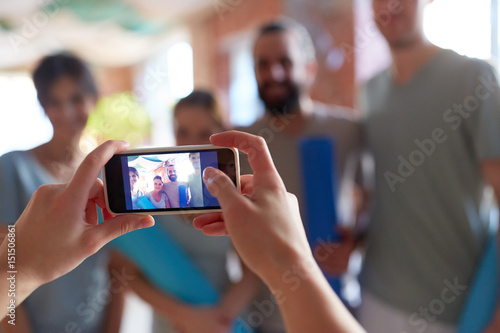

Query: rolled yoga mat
<box><xmin>179</xmin><ymin>185</ymin><xmax>188</xmax><ymax>208</ymax></box>
<box><xmin>298</xmin><ymin>137</ymin><xmax>341</xmax><ymax>295</ymax></box>
<box><xmin>457</xmin><ymin>233</ymin><xmax>498</xmax><ymax>333</ymax></box>
<box><xmin>136</xmin><ymin>195</ymin><xmax>156</xmax><ymax>209</ymax></box>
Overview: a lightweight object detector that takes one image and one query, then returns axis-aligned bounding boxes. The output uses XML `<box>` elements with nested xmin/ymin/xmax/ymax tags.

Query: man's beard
<box><xmin>258</xmin><ymin>81</ymin><xmax>300</xmax><ymax>116</ymax></box>
<box><xmin>169</xmin><ymin>174</ymin><xmax>177</xmax><ymax>182</ymax></box>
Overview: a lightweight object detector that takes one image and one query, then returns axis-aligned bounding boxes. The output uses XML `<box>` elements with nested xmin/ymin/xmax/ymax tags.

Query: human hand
<box><xmin>2</xmin><ymin>140</ymin><xmax>154</xmax><ymax>305</ymax></box>
<box><xmin>193</xmin><ymin>131</ymin><xmax>312</xmax><ymax>286</ymax></box>
<box><xmin>314</xmin><ymin>227</ymin><xmax>356</xmax><ymax>275</ymax></box>
<box><xmin>172</xmin><ymin>306</ymin><xmax>231</xmax><ymax>333</ymax></box>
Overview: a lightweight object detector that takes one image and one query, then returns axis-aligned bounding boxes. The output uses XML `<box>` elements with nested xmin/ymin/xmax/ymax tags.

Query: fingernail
<box><xmin>139</xmin><ymin>216</ymin><xmax>154</xmax><ymax>229</ymax></box>
<box><xmin>203</xmin><ymin>167</ymin><xmax>221</xmax><ymax>182</ymax></box>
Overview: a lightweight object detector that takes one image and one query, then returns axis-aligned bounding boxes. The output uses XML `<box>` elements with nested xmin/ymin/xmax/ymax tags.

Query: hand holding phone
<box><xmin>103</xmin><ymin>145</ymin><xmax>240</xmax><ymax>215</ymax></box>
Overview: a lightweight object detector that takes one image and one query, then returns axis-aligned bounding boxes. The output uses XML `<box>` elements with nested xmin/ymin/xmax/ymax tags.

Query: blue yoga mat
<box><xmin>179</xmin><ymin>185</ymin><xmax>188</xmax><ymax>208</ymax></box>
<box><xmin>457</xmin><ymin>233</ymin><xmax>498</xmax><ymax>333</ymax></box>
<box><xmin>113</xmin><ymin>225</ymin><xmax>219</xmax><ymax>304</ymax></box>
<box><xmin>298</xmin><ymin>137</ymin><xmax>341</xmax><ymax>294</ymax></box>
<box><xmin>137</xmin><ymin>196</ymin><xmax>155</xmax><ymax>209</ymax></box>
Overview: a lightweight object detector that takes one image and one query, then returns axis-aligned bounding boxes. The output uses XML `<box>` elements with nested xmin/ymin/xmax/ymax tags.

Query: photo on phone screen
<box><xmin>104</xmin><ymin>147</ymin><xmax>238</xmax><ymax>214</ymax></box>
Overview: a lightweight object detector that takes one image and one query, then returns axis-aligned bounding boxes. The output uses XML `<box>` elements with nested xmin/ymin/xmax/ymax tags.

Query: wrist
<box><xmin>260</xmin><ymin>251</ymin><xmax>321</xmax><ymax>293</ymax></box>
<box><xmin>0</xmin><ymin>236</ymin><xmax>40</xmax><ymax>309</ymax></box>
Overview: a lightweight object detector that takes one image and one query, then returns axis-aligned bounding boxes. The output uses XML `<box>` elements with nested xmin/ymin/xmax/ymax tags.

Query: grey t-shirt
<box><xmin>162</xmin><ymin>181</ymin><xmax>187</xmax><ymax>208</ymax></box>
<box><xmin>359</xmin><ymin>49</ymin><xmax>500</xmax><ymax>325</ymax></box>
<box><xmin>187</xmin><ymin>173</ymin><xmax>203</xmax><ymax>207</ymax></box>
<box><xmin>0</xmin><ymin>150</ymin><xmax>109</xmax><ymax>333</ymax></box>
<box><xmin>145</xmin><ymin>191</ymin><xmax>168</xmax><ymax>208</ymax></box>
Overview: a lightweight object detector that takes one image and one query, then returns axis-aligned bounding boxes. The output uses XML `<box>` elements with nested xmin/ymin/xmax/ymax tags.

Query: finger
<box><xmin>84</xmin><ymin>179</ymin><xmax>105</xmax><ymax>225</ymax></box>
<box><xmin>199</xmin><ymin>222</ymin><xmax>228</xmax><ymax>236</ymax></box>
<box><xmin>68</xmin><ymin>140</ymin><xmax>130</xmax><ymax>203</ymax></box>
<box><xmin>203</xmin><ymin>167</ymin><xmax>248</xmax><ymax>209</ymax></box>
<box><xmin>240</xmin><ymin>175</ymin><xmax>254</xmax><ymax>196</ymax></box>
<box><xmin>90</xmin><ymin>215</ymin><xmax>155</xmax><ymax>250</ymax></box>
<box><xmin>193</xmin><ymin>212</ymin><xmax>223</xmax><ymax>229</ymax></box>
<box><xmin>85</xmin><ymin>199</ymin><xmax>98</xmax><ymax>225</ymax></box>
<box><xmin>89</xmin><ymin>178</ymin><xmax>115</xmax><ymax>220</ymax></box>
<box><xmin>210</xmin><ymin>131</ymin><xmax>278</xmax><ymax>177</ymax></box>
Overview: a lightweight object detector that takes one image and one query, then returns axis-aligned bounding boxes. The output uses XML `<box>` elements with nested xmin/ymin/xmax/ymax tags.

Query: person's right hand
<box><xmin>6</xmin><ymin>141</ymin><xmax>155</xmax><ymax>302</ymax></box>
<box><xmin>194</xmin><ymin>131</ymin><xmax>366</xmax><ymax>333</ymax></box>
<box><xmin>193</xmin><ymin>131</ymin><xmax>312</xmax><ymax>285</ymax></box>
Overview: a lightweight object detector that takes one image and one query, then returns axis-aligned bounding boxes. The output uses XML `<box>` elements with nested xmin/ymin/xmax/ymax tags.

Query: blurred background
<box><xmin>0</xmin><ymin>0</ymin><xmax>496</xmax><ymax>156</ymax></box>
<box><xmin>0</xmin><ymin>0</ymin><xmax>496</xmax><ymax>331</ymax></box>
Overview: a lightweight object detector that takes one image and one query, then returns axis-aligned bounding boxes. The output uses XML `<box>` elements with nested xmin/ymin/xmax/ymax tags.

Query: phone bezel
<box><xmin>102</xmin><ymin>145</ymin><xmax>240</xmax><ymax>215</ymax></box>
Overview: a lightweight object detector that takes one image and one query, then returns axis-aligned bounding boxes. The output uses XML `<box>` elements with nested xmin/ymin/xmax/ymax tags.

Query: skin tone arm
<box><xmin>122</xmin><ymin>256</ymin><xmax>230</xmax><ymax>333</ymax></box>
<box><xmin>193</xmin><ymin>131</ymin><xmax>366</xmax><ymax>333</ymax></box>
<box><xmin>481</xmin><ymin>159</ymin><xmax>500</xmax><ymax>333</ymax></box>
<box><xmin>0</xmin><ymin>225</ymin><xmax>32</xmax><ymax>332</ymax></box>
<box><xmin>101</xmin><ymin>251</ymin><xmax>127</xmax><ymax>333</ymax></box>
<box><xmin>219</xmin><ymin>263</ymin><xmax>262</xmax><ymax>321</ymax></box>
<box><xmin>0</xmin><ymin>305</ymin><xmax>31</xmax><ymax>332</ymax></box>
<box><xmin>0</xmin><ymin>141</ymin><xmax>155</xmax><ymax>320</ymax></box>
<box><xmin>122</xmin><ymin>253</ymin><xmax>261</xmax><ymax>333</ymax></box>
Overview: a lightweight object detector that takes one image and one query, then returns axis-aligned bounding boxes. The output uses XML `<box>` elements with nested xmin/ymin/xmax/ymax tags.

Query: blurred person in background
<box><xmin>118</xmin><ymin>90</ymin><xmax>262</xmax><ymax>333</ymax></box>
<box><xmin>237</xmin><ymin>18</ymin><xmax>363</xmax><ymax>333</ymax></box>
<box><xmin>322</xmin><ymin>0</ymin><xmax>500</xmax><ymax>332</ymax></box>
<box><xmin>0</xmin><ymin>53</ymin><xmax>122</xmax><ymax>332</ymax></box>
<box><xmin>129</xmin><ymin>166</ymin><xmax>144</xmax><ymax>209</ymax></box>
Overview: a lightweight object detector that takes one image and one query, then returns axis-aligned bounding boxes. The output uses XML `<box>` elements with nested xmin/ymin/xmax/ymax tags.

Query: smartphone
<box><xmin>103</xmin><ymin>145</ymin><xmax>239</xmax><ymax>215</ymax></box>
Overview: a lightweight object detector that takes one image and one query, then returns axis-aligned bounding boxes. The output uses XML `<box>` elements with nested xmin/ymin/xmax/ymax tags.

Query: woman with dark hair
<box><xmin>0</xmin><ymin>53</ymin><xmax>119</xmax><ymax>332</ymax></box>
<box><xmin>173</xmin><ymin>90</ymin><xmax>224</xmax><ymax>146</ymax></box>
<box><xmin>145</xmin><ymin>175</ymin><xmax>171</xmax><ymax>209</ymax></box>
<box><xmin>129</xmin><ymin>166</ymin><xmax>144</xmax><ymax>209</ymax></box>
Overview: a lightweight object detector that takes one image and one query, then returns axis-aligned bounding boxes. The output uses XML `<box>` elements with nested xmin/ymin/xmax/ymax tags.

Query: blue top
<box><xmin>0</xmin><ymin>150</ymin><xmax>110</xmax><ymax>333</ymax></box>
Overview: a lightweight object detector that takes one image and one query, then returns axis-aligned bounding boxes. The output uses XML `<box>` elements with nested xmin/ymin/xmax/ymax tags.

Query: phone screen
<box><xmin>104</xmin><ymin>147</ymin><xmax>238</xmax><ymax>214</ymax></box>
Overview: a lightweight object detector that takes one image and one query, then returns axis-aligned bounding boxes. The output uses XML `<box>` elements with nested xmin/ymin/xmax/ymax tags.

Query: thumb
<box><xmin>203</xmin><ymin>167</ymin><xmax>244</xmax><ymax>209</ymax></box>
<box><xmin>93</xmin><ymin>215</ymin><xmax>155</xmax><ymax>246</ymax></box>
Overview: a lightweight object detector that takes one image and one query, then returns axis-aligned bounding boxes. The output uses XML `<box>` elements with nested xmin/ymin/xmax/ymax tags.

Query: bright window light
<box><xmin>167</xmin><ymin>42</ymin><xmax>194</xmax><ymax>100</ymax></box>
<box><xmin>0</xmin><ymin>74</ymin><xmax>52</xmax><ymax>156</ymax></box>
<box><xmin>424</xmin><ymin>0</ymin><xmax>491</xmax><ymax>60</ymax></box>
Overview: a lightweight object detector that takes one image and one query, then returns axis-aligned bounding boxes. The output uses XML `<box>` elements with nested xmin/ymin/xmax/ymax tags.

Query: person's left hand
<box><xmin>7</xmin><ymin>140</ymin><xmax>155</xmax><ymax>299</ymax></box>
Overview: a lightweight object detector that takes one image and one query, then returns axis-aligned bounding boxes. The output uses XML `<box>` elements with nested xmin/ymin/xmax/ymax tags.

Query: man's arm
<box><xmin>481</xmin><ymin>159</ymin><xmax>500</xmax><ymax>333</ymax></box>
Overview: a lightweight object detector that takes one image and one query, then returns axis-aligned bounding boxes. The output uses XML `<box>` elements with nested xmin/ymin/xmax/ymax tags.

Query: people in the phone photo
<box><xmin>129</xmin><ymin>167</ymin><xmax>144</xmax><ymax>209</ymax></box>
<box><xmin>145</xmin><ymin>175</ymin><xmax>171</xmax><ymax>208</ymax></box>
<box><xmin>162</xmin><ymin>164</ymin><xmax>188</xmax><ymax>208</ymax></box>
<box><xmin>187</xmin><ymin>152</ymin><xmax>203</xmax><ymax>207</ymax></box>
